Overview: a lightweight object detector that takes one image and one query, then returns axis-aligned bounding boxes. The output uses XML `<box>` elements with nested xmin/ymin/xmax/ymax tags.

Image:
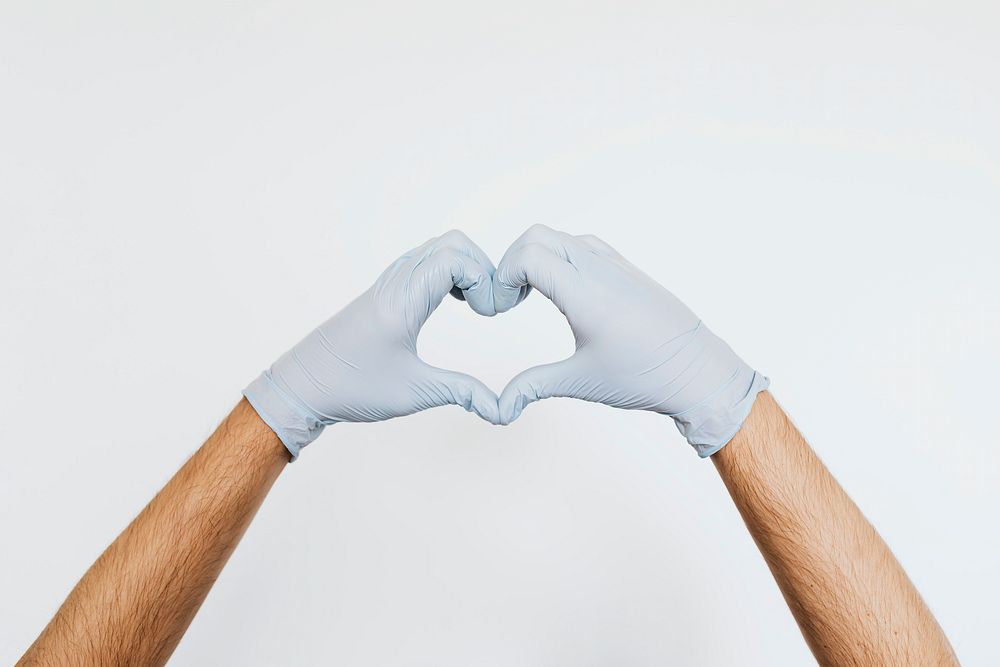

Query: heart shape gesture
<box><xmin>244</xmin><ymin>227</ymin><xmax>767</xmax><ymax>460</ymax></box>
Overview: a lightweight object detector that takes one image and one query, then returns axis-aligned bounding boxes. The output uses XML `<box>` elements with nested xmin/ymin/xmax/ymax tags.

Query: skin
<box><xmin>713</xmin><ymin>391</ymin><xmax>958</xmax><ymax>665</ymax></box>
<box><xmin>18</xmin><ymin>399</ymin><xmax>288</xmax><ymax>666</ymax></box>
<box><xmin>18</xmin><ymin>391</ymin><xmax>958</xmax><ymax>666</ymax></box>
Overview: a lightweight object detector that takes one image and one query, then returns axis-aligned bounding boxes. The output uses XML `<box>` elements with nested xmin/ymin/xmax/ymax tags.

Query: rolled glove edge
<box><xmin>243</xmin><ymin>371</ymin><xmax>326</xmax><ymax>461</ymax></box>
<box><xmin>674</xmin><ymin>369</ymin><xmax>770</xmax><ymax>458</ymax></box>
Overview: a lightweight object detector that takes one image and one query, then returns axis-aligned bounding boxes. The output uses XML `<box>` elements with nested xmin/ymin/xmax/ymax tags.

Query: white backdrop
<box><xmin>2</xmin><ymin>1</ymin><xmax>998</xmax><ymax>664</ymax></box>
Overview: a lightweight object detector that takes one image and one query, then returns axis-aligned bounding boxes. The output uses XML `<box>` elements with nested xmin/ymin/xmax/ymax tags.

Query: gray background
<box><xmin>2</xmin><ymin>1</ymin><xmax>998</xmax><ymax>664</ymax></box>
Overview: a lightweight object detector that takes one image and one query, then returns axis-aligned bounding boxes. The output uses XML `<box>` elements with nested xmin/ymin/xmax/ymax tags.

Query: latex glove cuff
<box><xmin>243</xmin><ymin>371</ymin><xmax>326</xmax><ymax>461</ymax></box>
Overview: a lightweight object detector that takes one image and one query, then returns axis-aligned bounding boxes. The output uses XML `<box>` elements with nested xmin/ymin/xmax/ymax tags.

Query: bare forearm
<box><xmin>712</xmin><ymin>391</ymin><xmax>956</xmax><ymax>665</ymax></box>
<box><xmin>20</xmin><ymin>399</ymin><xmax>288</xmax><ymax>666</ymax></box>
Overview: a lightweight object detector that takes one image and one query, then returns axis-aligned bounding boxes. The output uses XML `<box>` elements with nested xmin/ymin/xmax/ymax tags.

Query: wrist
<box><xmin>242</xmin><ymin>371</ymin><xmax>325</xmax><ymax>461</ymax></box>
<box><xmin>664</xmin><ymin>326</ymin><xmax>769</xmax><ymax>457</ymax></box>
<box><xmin>228</xmin><ymin>398</ymin><xmax>292</xmax><ymax>465</ymax></box>
<box><xmin>674</xmin><ymin>368</ymin><xmax>769</xmax><ymax>457</ymax></box>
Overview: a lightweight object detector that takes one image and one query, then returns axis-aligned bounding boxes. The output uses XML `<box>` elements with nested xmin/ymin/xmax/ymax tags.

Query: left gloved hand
<box><xmin>244</xmin><ymin>230</ymin><xmax>506</xmax><ymax>460</ymax></box>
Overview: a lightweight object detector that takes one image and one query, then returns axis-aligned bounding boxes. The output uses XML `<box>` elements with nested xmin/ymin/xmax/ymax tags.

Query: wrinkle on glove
<box><xmin>244</xmin><ymin>230</ymin><xmax>501</xmax><ymax>460</ymax></box>
<box><xmin>492</xmin><ymin>224</ymin><xmax>769</xmax><ymax>457</ymax></box>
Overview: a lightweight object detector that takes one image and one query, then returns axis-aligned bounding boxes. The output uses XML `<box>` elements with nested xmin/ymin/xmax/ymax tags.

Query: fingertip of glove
<box><xmin>459</xmin><ymin>281</ymin><xmax>498</xmax><ymax>317</ymax></box>
<box><xmin>470</xmin><ymin>396</ymin><xmax>501</xmax><ymax>425</ymax></box>
<box><xmin>497</xmin><ymin>390</ymin><xmax>527</xmax><ymax>426</ymax></box>
<box><xmin>492</xmin><ymin>285</ymin><xmax>524</xmax><ymax>314</ymax></box>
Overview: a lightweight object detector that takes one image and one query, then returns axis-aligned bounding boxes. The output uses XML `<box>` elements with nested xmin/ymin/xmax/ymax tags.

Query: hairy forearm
<box><xmin>712</xmin><ymin>391</ymin><xmax>956</xmax><ymax>665</ymax></box>
<box><xmin>19</xmin><ymin>399</ymin><xmax>288</xmax><ymax>666</ymax></box>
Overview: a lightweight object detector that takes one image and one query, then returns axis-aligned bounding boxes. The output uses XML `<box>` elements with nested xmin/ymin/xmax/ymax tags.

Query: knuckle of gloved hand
<box><xmin>521</xmin><ymin>223</ymin><xmax>557</xmax><ymax>244</ymax></box>
<box><xmin>516</xmin><ymin>242</ymin><xmax>553</xmax><ymax>268</ymax></box>
<box><xmin>430</xmin><ymin>247</ymin><xmax>463</xmax><ymax>272</ymax></box>
<box><xmin>439</xmin><ymin>229</ymin><xmax>470</xmax><ymax>245</ymax></box>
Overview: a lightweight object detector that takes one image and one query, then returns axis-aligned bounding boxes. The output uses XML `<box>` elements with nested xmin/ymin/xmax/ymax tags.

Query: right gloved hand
<box><xmin>492</xmin><ymin>225</ymin><xmax>768</xmax><ymax>457</ymax></box>
<box><xmin>244</xmin><ymin>230</ymin><xmax>506</xmax><ymax>460</ymax></box>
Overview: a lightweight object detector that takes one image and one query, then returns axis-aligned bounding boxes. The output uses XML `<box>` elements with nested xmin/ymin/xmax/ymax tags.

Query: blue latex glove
<box><xmin>244</xmin><ymin>230</ymin><xmax>502</xmax><ymax>460</ymax></box>
<box><xmin>493</xmin><ymin>225</ymin><xmax>769</xmax><ymax>457</ymax></box>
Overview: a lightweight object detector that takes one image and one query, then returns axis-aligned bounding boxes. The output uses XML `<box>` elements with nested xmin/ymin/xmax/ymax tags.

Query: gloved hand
<box><xmin>492</xmin><ymin>225</ymin><xmax>769</xmax><ymax>457</ymax></box>
<box><xmin>244</xmin><ymin>230</ymin><xmax>504</xmax><ymax>460</ymax></box>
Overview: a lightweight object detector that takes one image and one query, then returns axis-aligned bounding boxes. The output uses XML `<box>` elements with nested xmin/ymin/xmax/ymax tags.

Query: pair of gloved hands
<box><xmin>244</xmin><ymin>225</ymin><xmax>768</xmax><ymax>460</ymax></box>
